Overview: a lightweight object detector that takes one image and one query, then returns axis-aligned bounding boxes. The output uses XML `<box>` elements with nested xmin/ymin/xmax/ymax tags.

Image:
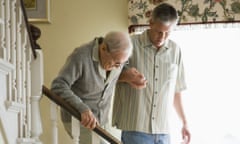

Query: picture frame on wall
<box><xmin>23</xmin><ymin>0</ymin><xmax>50</xmax><ymax>23</ymax></box>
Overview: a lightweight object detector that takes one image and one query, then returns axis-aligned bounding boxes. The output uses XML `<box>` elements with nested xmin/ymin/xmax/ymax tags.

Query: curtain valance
<box><xmin>128</xmin><ymin>0</ymin><xmax>240</xmax><ymax>31</ymax></box>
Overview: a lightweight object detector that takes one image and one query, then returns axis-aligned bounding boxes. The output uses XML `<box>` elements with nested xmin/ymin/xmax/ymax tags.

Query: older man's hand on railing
<box><xmin>80</xmin><ymin>110</ymin><xmax>99</xmax><ymax>129</ymax></box>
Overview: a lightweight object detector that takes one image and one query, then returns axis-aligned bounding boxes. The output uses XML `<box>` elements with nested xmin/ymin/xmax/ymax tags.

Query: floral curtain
<box><xmin>128</xmin><ymin>0</ymin><xmax>240</xmax><ymax>31</ymax></box>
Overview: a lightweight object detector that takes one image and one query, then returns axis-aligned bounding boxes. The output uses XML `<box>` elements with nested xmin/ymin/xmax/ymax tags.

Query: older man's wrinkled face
<box><xmin>100</xmin><ymin>44</ymin><xmax>129</xmax><ymax>71</ymax></box>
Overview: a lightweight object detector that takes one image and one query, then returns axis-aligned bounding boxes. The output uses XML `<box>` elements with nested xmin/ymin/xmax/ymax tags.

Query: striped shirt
<box><xmin>112</xmin><ymin>30</ymin><xmax>186</xmax><ymax>134</ymax></box>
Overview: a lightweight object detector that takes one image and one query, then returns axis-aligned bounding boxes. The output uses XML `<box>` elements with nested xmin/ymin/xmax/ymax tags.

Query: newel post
<box><xmin>30</xmin><ymin>25</ymin><xmax>43</xmax><ymax>143</ymax></box>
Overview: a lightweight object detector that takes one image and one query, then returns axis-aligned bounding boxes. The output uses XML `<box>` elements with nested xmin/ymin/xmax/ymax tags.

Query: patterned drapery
<box><xmin>128</xmin><ymin>0</ymin><xmax>240</xmax><ymax>31</ymax></box>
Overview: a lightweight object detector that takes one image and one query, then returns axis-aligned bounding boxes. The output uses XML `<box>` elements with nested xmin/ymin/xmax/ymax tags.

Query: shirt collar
<box><xmin>92</xmin><ymin>38</ymin><xmax>100</xmax><ymax>62</ymax></box>
<box><xmin>92</xmin><ymin>38</ymin><xmax>107</xmax><ymax>80</ymax></box>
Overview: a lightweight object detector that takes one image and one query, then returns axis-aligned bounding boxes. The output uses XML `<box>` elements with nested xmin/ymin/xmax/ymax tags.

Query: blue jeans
<box><xmin>121</xmin><ymin>131</ymin><xmax>170</xmax><ymax>144</ymax></box>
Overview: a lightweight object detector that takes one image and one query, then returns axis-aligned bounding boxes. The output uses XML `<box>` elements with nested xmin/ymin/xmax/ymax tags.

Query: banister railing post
<box><xmin>71</xmin><ymin>117</ymin><xmax>80</xmax><ymax>144</ymax></box>
<box><xmin>50</xmin><ymin>102</ymin><xmax>58</xmax><ymax>144</ymax></box>
<box><xmin>30</xmin><ymin>49</ymin><xmax>43</xmax><ymax>143</ymax></box>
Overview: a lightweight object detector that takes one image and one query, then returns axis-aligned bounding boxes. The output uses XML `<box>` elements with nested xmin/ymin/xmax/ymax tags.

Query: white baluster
<box><xmin>4</xmin><ymin>0</ymin><xmax>14</xmax><ymax>103</ymax></box>
<box><xmin>72</xmin><ymin>117</ymin><xmax>80</xmax><ymax>144</ymax></box>
<box><xmin>0</xmin><ymin>0</ymin><xmax>5</xmax><ymax>59</ymax></box>
<box><xmin>51</xmin><ymin>102</ymin><xmax>58</xmax><ymax>144</ymax></box>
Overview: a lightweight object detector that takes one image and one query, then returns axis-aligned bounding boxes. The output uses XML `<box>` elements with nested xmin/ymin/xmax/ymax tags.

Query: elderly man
<box><xmin>51</xmin><ymin>31</ymin><xmax>133</xmax><ymax>144</ymax></box>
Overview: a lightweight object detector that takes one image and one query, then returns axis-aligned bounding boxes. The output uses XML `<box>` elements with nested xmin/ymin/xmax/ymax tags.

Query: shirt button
<box><xmin>155</xmin><ymin>78</ymin><xmax>158</xmax><ymax>81</ymax></box>
<box><xmin>155</xmin><ymin>65</ymin><xmax>159</xmax><ymax>68</ymax></box>
<box><xmin>152</xmin><ymin>117</ymin><xmax>155</xmax><ymax>120</ymax></box>
<box><xmin>153</xmin><ymin>104</ymin><xmax>156</xmax><ymax>107</ymax></box>
<box><xmin>154</xmin><ymin>91</ymin><xmax>157</xmax><ymax>94</ymax></box>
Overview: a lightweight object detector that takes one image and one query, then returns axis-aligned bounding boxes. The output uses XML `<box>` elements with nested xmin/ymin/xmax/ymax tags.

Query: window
<box><xmin>169</xmin><ymin>27</ymin><xmax>240</xmax><ymax>144</ymax></box>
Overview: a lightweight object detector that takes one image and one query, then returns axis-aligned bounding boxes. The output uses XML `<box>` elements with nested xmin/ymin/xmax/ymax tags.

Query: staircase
<box><xmin>0</xmin><ymin>0</ymin><xmax>43</xmax><ymax>143</ymax></box>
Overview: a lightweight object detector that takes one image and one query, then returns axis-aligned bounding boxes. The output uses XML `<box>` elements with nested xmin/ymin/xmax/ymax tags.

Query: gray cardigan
<box><xmin>51</xmin><ymin>38</ymin><xmax>122</xmax><ymax>125</ymax></box>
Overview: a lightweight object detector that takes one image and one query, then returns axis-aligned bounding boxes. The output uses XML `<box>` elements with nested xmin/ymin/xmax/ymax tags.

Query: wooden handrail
<box><xmin>42</xmin><ymin>85</ymin><xmax>122</xmax><ymax>144</ymax></box>
<box><xmin>20</xmin><ymin>0</ymin><xmax>37</xmax><ymax>59</ymax></box>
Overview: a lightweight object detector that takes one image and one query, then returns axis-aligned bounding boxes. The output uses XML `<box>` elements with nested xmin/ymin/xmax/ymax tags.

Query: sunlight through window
<box><xmin>169</xmin><ymin>27</ymin><xmax>240</xmax><ymax>144</ymax></box>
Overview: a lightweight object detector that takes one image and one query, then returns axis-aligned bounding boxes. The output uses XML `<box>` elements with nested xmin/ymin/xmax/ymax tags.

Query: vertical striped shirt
<box><xmin>112</xmin><ymin>30</ymin><xmax>186</xmax><ymax>134</ymax></box>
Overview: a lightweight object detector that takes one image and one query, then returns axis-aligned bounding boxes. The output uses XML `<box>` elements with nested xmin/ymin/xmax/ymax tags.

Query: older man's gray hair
<box><xmin>104</xmin><ymin>31</ymin><xmax>133</xmax><ymax>57</ymax></box>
